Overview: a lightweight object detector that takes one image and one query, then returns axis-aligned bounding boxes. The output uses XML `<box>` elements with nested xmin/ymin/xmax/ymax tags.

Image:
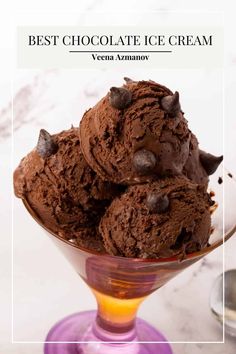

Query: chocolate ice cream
<box><xmin>80</xmin><ymin>78</ymin><xmax>191</xmax><ymax>184</ymax></box>
<box><xmin>183</xmin><ymin>133</ymin><xmax>209</xmax><ymax>187</ymax></box>
<box><xmin>14</xmin><ymin>78</ymin><xmax>223</xmax><ymax>260</ymax></box>
<box><xmin>183</xmin><ymin>133</ymin><xmax>223</xmax><ymax>188</ymax></box>
<box><xmin>80</xmin><ymin>78</ymin><xmax>223</xmax><ymax>188</ymax></box>
<box><xmin>14</xmin><ymin>127</ymin><xmax>120</xmax><ymax>250</ymax></box>
<box><xmin>99</xmin><ymin>176</ymin><xmax>212</xmax><ymax>258</ymax></box>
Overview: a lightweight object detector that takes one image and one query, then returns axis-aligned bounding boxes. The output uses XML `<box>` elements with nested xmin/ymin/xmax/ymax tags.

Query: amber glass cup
<box><xmin>22</xmin><ymin>170</ymin><xmax>236</xmax><ymax>354</ymax></box>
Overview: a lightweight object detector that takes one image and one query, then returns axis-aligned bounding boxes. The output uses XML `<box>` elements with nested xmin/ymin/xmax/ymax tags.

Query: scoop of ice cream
<box><xmin>99</xmin><ymin>176</ymin><xmax>212</xmax><ymax>258</ymax></box>
<box><xmin>67</xmin><ymin>227</ymin><xmax>105</xmax><ymax>253</ymax></box>
<box><xmin>183</xmin><ymin>133</ymin><xmax>209</xmax><ymax>187</ymax></box>
<box><xmin>14</xmin><ymin>127</ymin><xmax>121</xmax><ymax>249</ymax></box>
<box><xmin>80</xmin><ymin>79</ymin><xmax>191</xmax><ymax>184</ymax></box>
<box><xmin>183</xmin><ymin>133</ymin><xmax>223</xmax><ymax>188</ymax></box>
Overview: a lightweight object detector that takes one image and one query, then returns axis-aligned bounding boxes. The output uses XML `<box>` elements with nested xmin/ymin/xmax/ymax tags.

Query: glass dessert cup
<box><xmin>22</xmin><ymin>170</ymin><xmax>236</xmax><ymax>354</ymax></box>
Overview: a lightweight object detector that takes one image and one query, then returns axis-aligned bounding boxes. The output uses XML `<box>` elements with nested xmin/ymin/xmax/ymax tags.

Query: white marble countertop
<box><xmin>1</xmin><ymin>1</ymin><xmax>236</xmax><ymax>353</ymax></box>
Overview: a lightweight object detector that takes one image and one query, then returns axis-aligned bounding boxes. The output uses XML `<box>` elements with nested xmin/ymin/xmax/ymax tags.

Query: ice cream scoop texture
<box><xmin>14</xmin><ymin>78</ymin><xmax>223</xmax><ymax>259</ymax></box>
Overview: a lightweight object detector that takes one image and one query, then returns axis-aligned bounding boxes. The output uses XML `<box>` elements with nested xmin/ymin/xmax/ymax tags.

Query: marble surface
<box><xmin>1</xmin><ymin>1</ymin><xmax>236</xmax><ymax>353</ymax></box>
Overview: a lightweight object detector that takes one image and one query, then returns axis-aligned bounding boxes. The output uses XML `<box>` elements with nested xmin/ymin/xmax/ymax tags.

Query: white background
<box><xmin>1</xmin><ymin>1</ymin><xmax>236</xmax><ymax>353</ymax></box>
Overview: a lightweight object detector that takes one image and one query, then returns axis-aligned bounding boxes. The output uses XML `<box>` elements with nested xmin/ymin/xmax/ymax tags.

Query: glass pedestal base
<box><xmin>44</xmin><ymin>311</ymin><xmax>172</xmax><ymax>354</ymax></box>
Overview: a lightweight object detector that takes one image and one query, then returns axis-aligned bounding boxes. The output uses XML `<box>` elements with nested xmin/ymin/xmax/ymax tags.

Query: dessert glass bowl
<box><xmin>22</xmin><ymin>169</ymin><xmax>236</xmax><ymax>354</ymax></box>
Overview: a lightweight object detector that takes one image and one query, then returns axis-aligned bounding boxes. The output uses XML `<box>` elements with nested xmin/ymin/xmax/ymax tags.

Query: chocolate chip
<box><xmin>161</xmin><ymin>91</ymin><xmax>181</xmax><ymax>117</ymax></box>
<box><xmin>109</xmin><ymin>87</ymin><xmax>132</xmax><ymax>110</ymax></box>
<box><xmin>218</xmin><ymin>177</ymin><xmax>223</xmax><ymax>184</ymax></box>
<box><xmin>146</xmin><ymin>193</ymin><xmax>169</xmax><ymax>213</ymax></box>
<box><xmin>207</xmin><ymin>193</ymin><xmax>215</xmax><ymax>206</ymax></box>
<box><xmin>199</xmin><ymin>150</ymin><xmax>223</xmax><ymax>175</ymax></box>
<box><xmin>36</xmin><ymin>129</ymin><xmax>58</xmax><ymax>158</ymax></box>
<box><xmin>133</xmin><ymin>149</ymin><xmax>156</xmax><ymax>175</ymax></box>
<box><xmin>124</xmin><ymin>77</ymin><xmax>133</xmax><ymax>83</ymax></box>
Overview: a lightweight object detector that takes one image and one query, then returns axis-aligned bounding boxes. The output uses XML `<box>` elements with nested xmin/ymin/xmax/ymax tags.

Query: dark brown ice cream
<box><xmin>67</xmin><ymin>227</ymin><xmax>105</xmax><ymax>253</ymax></box>
<box><xmin>183</xmin><ymin>133</ymin><xmax>209</xmax><ymax>187</ymax></box>
<box><xmin>99</xmin><ymin>176</ymin><xmax>212</xmax><ymax>258</ymax></box>
<box><xmin>183</xmin><ymin>133</ymin><xmax>223</xmax><ymax>188</ymax></box>
<box><xmin>14</xmin><ymin>127</ymin><xmax>121</xmax><ymax>250</ymax></box>
<box><xmin>80</xmin><ymin>79</ymin><xmax>191</xmax><ymax>184</ymax></box>
<box><xmin>14</xmin><ymin>78</ymin><xmax>223</xmax><ymax>259</ymax></box>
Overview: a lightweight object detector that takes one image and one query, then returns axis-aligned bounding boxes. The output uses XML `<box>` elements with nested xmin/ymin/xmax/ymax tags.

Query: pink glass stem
<box><xmin>44</xmin><ymin>311</ymin><xmax>173</xmax><ymax>354</ymax></box>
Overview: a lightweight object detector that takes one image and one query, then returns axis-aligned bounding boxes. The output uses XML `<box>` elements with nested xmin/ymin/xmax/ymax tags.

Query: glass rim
<box><xmin>22</xmin><ymin>198</ymin><xmax>236</xmax><ymax>264</ymax></box>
